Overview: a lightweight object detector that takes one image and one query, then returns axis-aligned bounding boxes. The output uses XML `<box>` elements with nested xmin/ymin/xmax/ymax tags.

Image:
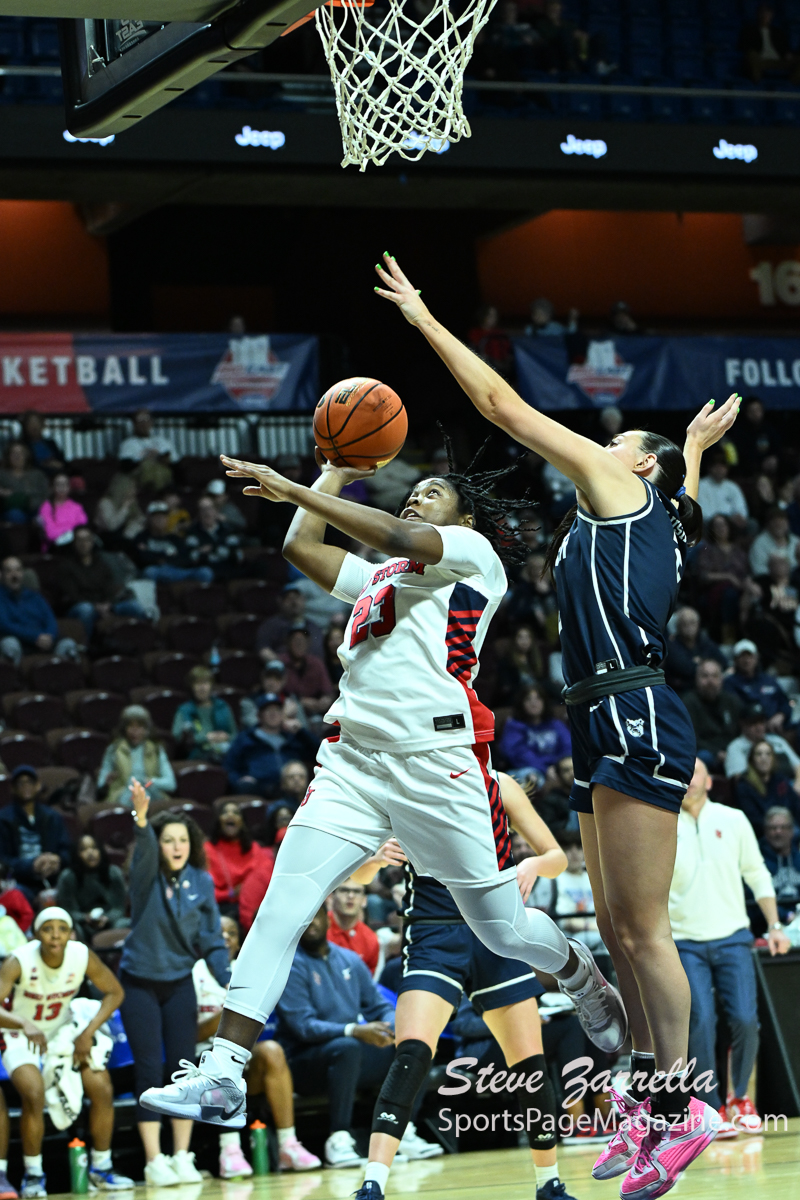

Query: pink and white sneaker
<box><xmin>219</xmin><ymin>1143</ymin><xmax>253</xmax><ymax>1178</ymax></box>
<box><xmin>592</xmin><ymin>1089</ymin><xmax>650</xmax><ymax>1180</ymax></box>
<box><xmin>619</xmin><ymin>1097</ymin><xmax>722</xmax><ymax>1199</ymax></box>
<box><xmin>278</xmin><ymin>1135</ymin><xmax>322</xmax><ymax>1172</ymax></box>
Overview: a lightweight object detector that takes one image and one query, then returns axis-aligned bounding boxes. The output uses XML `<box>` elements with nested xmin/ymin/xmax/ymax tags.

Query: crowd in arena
<box><xmin>0</xmin><ymin>391</ymin><xmax>796</xmax><ymax>1193</ymax></box>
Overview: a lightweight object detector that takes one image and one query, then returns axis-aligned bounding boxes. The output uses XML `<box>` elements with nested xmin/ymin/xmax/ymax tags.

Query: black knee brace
<box><xmin>372</xmin><ymin>1039</ymin><xmax>432</xmax><ymax>1140</ymax></box>
<box><xmin>513</xmin><ymin>1054</ymin><xmax>558</xmax><ymax>1151</ymax></box>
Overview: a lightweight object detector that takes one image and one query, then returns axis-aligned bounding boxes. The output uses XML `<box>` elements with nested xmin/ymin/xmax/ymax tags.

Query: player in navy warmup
<box><xmin>376</xmin><ymin>253</ymin><xmax>740</xmax><ymax>1200</ymax></box>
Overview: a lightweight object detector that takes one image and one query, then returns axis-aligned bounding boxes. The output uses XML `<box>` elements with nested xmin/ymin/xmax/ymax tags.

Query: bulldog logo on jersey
<box><xmin>626</xmin><ymin>718</ymin><xmax>645</xmax><ymax>738</ymax></box>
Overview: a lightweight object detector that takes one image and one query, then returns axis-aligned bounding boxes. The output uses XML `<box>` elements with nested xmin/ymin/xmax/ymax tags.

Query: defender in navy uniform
<box><xmin>352</xmin><ymin>773</ymin><xmax>577</xmax><ymax>1200</ymax></box>
<box><xmin>376</xmin><ymin>252</ymin><xmax>742</xmax><ymax>1200</ymax></box>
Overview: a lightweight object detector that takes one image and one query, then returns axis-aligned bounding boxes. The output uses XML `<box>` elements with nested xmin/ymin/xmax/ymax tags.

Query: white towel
<box><xmin>42</xmin><ymin>999</ymin><xmax>113</xmax><ymax>1131</ymax></box>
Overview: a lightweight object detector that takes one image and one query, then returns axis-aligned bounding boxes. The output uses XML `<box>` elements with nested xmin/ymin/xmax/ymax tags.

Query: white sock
<box><xmin>277</xmin><ymin>1127</ymin><xmax>296</xmax><ymax>1148</ymax></box>
<box><xmin>219</xmin><ymin>1133</ymin><xmax>241</xmax><ymax>1150</ymax></box>
<box><xmin>23</xmin><ymin>1157</ymin><xmax>43</xmax><ymax>1176</ymax></box>
<box><xmin>91</xmin><ymin>1149</ymin><xmax>112</xmax><ymax>1170</ymax></box>
<box><xmin>534</xmin><ymin>1163</ymin><xmax>560</xmax><ymax>1190</ymax></box>
<box><xmin>206</xmin><ymin>1037</ymin><xmax>251</xmax><ymax>1084</ymax></box>
<box><xmin>0</xmin><ymin>1160</ymin><xmax>7</xmax><ymax>1174</ymax></box>
<box><xmin>363</xmin><ymin>1162</ymin><xmax>390</xmax><ymax>1192</ymax></box>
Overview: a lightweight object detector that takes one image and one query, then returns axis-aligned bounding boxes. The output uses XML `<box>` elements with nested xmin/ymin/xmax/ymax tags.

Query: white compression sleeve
<box><xmin>449</xmin><ymin>876</ymin><xmax>570</xmax><ymax>975</ymax></box>
<box><xmin>225</xmin><ymin>825</ymin><xmax>370</xmax><ymax>1024</ymax></box>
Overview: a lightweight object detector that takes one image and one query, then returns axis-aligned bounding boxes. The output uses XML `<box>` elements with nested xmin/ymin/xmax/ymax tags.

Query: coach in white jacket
<box><xmin>669</xmin><ymin>758</ymin><xmax>790</xmax><ymax>1121</ymax></box>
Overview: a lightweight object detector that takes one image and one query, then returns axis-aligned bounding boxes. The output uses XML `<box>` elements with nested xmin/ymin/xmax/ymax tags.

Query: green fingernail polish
<box><xmin>374</xmin><ymin>286</ymin><xmax>379</xmax><ymax>292</ymax></box>
<box><xmin>416</xmin><ymin>289</ymin><xmax>422</xmax><ymax>295</ymax></box>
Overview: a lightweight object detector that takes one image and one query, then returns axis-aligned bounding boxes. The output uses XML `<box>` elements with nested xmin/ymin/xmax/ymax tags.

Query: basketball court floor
<box><xmin>48</xmin><ymin>1122</ymin><xmax>800</xmax><ymax>1200</ymax></box>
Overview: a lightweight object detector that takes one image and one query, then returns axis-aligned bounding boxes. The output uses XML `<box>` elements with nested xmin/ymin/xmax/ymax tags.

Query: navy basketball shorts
<box><xmin>397</xmin><ymin>922</ymin><xmax>544</xmax><ymax>1014</ymax></box>
<box><xmin>567</xmin><ymin>684</ymin><xmax>695</xmax><ymax>816</ymax></box>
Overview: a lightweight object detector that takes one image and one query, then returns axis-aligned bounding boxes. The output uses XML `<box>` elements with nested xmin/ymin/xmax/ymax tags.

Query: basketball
<box><xmin>313</xmin><ymin>376</ymin><xmax>408</xmax><ymax>469</ymax></box>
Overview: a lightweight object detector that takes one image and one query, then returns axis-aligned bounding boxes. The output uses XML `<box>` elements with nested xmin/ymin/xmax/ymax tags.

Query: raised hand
<box><xmin>131</xmin><ymin>779</ymin><xmax>150</xmax><ymax>826</ymax></box>
<box><xmin>686</xmin><ymin>393</ymin><xmax>741</xmax><ymax>452</ymax></box>
<box><xmin>314</xmin><ymin>448</ymin><xmax>376</xmax><ymax>484</ymax></box>
<box><xmin>374</xmin><ymin>253</ymin><xmax>429</xmax><ymax>325</ymax></box>
<box><xmin>220</xmin><ymin>455</ymin><xmax>294</xmax><ymax>503</ymax></box>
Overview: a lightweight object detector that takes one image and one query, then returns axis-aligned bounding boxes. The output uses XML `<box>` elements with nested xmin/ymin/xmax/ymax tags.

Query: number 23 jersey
<box><xmin>326</xmin><ymin>525</ymin><xmax>507</xmax><ymax>752</ymax></box>
<box><xmin>7</xmin><ymin>940</ymin><xmax>89</xmax><ymax>1038</ymax></box>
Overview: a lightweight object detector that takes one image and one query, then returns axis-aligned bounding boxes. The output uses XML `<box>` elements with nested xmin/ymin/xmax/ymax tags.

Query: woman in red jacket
<box><xmin>204</xmin><ymin>801</ymin><xmax>269</xmax><ymax>920</ymax></box>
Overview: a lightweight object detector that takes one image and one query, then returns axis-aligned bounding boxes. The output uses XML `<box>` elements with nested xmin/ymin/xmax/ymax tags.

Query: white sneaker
<box><xmin>557</xmin><ymin>938</ymin><xmax>628</xmax><ymax>1054</ymax></box>
<box><xmin>140</xmin><ymin>1057</ymin><xmax>247</xmax><ymax>1128</ymax></box>
<box><xmin>168</xmin><ymin>1151</ymin><xmax>202</xmax><ymax>1184</ymax></box>
<box><xmin>324</xmin><ymin>1130</ymin><xmax>365</xmax><ymax>1169</ymax></box>
<box><xmin>398</xmin><ymin>1122</ymin><xmax>444</xmax><ymax>1160</ymax></box>
<box><xmin>144</xmin><ymin>1155</ymin><xmax>180</xmax><ymax>1187</ymax></box>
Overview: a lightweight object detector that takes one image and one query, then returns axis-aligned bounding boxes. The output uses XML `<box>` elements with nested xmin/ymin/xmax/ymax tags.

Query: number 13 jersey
<box><xmin>326</xmin><ymin>525</ymin><xmax>507</xmax><ymax>752</ymax></box>
<box><xmin>8</xmin><ymin>940</ymin><xmax>89</xmax><ymax>1038</ymax></box>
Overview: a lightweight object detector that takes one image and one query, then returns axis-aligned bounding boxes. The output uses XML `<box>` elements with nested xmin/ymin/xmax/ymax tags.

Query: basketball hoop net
<box><xmin>314</xmin><ymin>0</ymin><xmax>498</xmax><ymax>171</ymax></box>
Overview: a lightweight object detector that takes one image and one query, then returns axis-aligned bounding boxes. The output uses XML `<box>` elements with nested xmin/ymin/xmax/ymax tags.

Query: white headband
<box><xmin>33</xmin><ymin>906</ymin><xmax>73</xmax><ymax>933</ymax></box>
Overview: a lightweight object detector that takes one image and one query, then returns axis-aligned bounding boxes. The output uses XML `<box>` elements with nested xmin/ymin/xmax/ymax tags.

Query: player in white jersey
<box><xmin>0</xmin><ymin>908</ymin><xmax>131</xmax><ymax>1197</ymax></box>
<box><xmin>140</xmin><ymin>442</ymin><xmax>626</xmax><ymax>1129</ymax></box>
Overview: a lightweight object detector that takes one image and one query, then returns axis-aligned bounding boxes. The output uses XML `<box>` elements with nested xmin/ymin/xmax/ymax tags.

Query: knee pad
<box><xmin>372</xmin><ymin>1039</ymin><xmax>432</xmax><ymax>1140</ymax></box>
<box><xmin>513</xmin><ymin>1054</ymin><xmax>558</xmax><ymax>1151</ymax></box>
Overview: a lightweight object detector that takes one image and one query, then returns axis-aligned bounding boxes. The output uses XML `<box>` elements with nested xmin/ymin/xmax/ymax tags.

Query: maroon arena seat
<box><xmin>129</xmin><ymin>687</ymin><xmax>187</xmax><ymax>730</ymax></box>
<box><xmin>145</xmin><ymin>652</ymin><xmax>200</xmax><ymax>690</ymax></box>
<box><xmin>90</xmin><ymin>807</ymin><xmax>136</xmax><ymax>857</ymax></box>
<box><xmin>36</xmin><ymin>766</ymin><xmax>80</xmax><ymax>803</ymax></box>
<box><xmin>27</xmin><ymin>656</ymin><xmax>86</xmax><ymax>696</ymax></box>
<box><xmin>102</xmin><ymin>618</ymin><xmax>159</xmax><ymax>656</ymax></box>
<box><xmin>175</xmin><ymin>583</ymin><xmax>229</xmax><ymax>620</ymax></box>
<box><xmin>0</xmin><ymin>732</ymin><xmax>50</xmax><ymax>769</ymax></box>
<box><xmin>172</xmin><ymin>761</ymin><xmax>228</xmax><ymax>805</ymax></box>
<box><xmin>0</xmin><ymin>662</ymin><xmax>20</xmax><ymax>695</ymax></box>
<box><xmin>66</xmin><ymin>691</ymin><xmax>126</xmax><ymax>734</ymax></box>
<box><xmin>228</xmin><ymin>579</ymin><xmax>281</xmax><ymax>616</ymax></box>
<box><xmin>215</xmin><ymin>650</ymin><xmax>261</xmax><ymax>690</ymax></box>
<box><xmin>235</xmin><ymin>797</ymin><xmax>268</xmax><ymax>835</ymax></box>
<box><xmin>4</xmin><ymin>693</ymin><xmax>65</xmax><ymax>736</ymax></box>
<box><xmin>162</xmin><ymin>615</ymin><xmax>216</xmax><ymax>655</ymax></box>
<box><xmin>55</xmin><ymin>730</ymin><xmax>109</xmax><ymax>774</ymax></box>
<box><xmin>216</xmin><ymin>613</ymin><xmax>259</xmax><ymax>651</ymax></box>
<box><xmin>91</xmin><ymin>656</ymin><xmax>142</xmax><ymax>692</ymax></box>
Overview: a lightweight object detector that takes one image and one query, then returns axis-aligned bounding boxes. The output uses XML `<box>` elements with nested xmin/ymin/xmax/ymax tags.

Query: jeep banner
<box><xmin>0</xmin><ymin>332</ymin><xmax>319</xmax><ymax>414</ymax></box>
<box><xmin>513</xmin><ymin>334</ymin><xmax>800</xmax><ymax>411</ymax></box>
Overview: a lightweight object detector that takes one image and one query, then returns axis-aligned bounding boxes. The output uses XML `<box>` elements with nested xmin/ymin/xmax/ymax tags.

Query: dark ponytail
<box><xmin>542</xmin><ymin>430</ymin><xmax>703</xmax><ymax>579</ymax></box>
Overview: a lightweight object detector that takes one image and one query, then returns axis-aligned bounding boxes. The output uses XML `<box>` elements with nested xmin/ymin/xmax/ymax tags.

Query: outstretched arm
<box><xmin>682</xmin><ymin>395</ymin><xmax>741</xmax><ymax>501</ymax></box>
<box><xmin>282</xmin><ymin>457</ymin><xmax>373</xmax><ymax>592</ymax></box>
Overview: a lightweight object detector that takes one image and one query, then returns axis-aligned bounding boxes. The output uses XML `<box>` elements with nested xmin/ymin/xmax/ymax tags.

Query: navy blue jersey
<box><xmin>402</xmin><ymin>862</ymin><xmax>462</xmax><ymax>923</ymax></box>
<box><xmin>553</xmin><ymin>480</ymin><xmax>686</xmax><ymax>688</ymax></box>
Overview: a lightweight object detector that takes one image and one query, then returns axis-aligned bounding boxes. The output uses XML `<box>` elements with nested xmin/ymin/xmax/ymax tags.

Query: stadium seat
<box><xmin>0</xmin><ymin>662</ymin><xmax>20</xmax><ymax>695</ymax></box>
<box><xmin>0</xmin><ymin>523</ymin><xmax>32</xmax><ymax>557</ymax></box>
<box><xmin>152</xmin><ymin>798</ymin><xmax>215</xmax><ymax>835</ymax></box>
<box><xmin>91</xmin><ymin>656</ymin><xmax>142</xmax><ymax>692</ymax></box>
<box><xmin>129</xmin><ymin>686</ymin><xmax>187</xmax><ymax>729</ymax></box>
<box><xmin>57</xmin><ymin>618</ymin><xmax>87</xmax><ymax>647</ymax></box>
<box><xmin>628</xmin><ymin>18</ymin><xmax>663</xmax><ymax>49</ymax></box>
<box><xmin>172</xmin><ymin>761</ymin><xmax>228</xmax><ymax>804</ymax></box>
<box><xmin>606</xmin><ymin>89</ymin><xmax>645</xmax><ymax>119</ymax></box>
<box><xmin>666</xmin><ymin>0</ymin><xmax>696</xmax><ymax>17</ymax></box>
<box><xmin>707</xmin><ymin>49</ymin><xmax>741</xmax><ymax>80</ymax></box>
<box><xmin>228</xmin><ymin>578</ymin><xmax>281</xmax><ymax>615</ymax></box>
<box><xmin>53</xmin><ymin>730</ymin><xmax>109</xmax><ymax>774</ymax></box>
<box><xmin>730</xmin><ymin>90</ymin><xmax>766</xmax><ymax>124</ymax></box>
<box><xmin>26</xmin><ymin>655</ymin><xmax>86</xmax><ymax>696</ymax></box>
<box><xmin>215</xmin><ymin>649</ymin><xmax>261</xmax><ymax>689</ymax></box>
<box><xmin>144</xmin><ymin>651</ymin><xmax>200</xmax><ymax>689</ymax></box>
<box><xmin>0</xmin><ymin>731</ymin><xmax>49</xmax><ymax>769</ymax></box>
<box><xmin>0</xmin><ymin>20</ymin><xmax>25</xmax><ymax>61</ymax></box>
<box><xmin>65</xmin><ymin>459</ymin><xmax>118</xmax><ymax>493</ymax></box>
<box><xmin>101</xmin><ymin>617</ymin><xmax>159</xmax><ymax>656</ymax></box>
<box><xmin>3</xmin><ymin>693</ymin><xmax>65</xmax><ymax>736</ymax></box>
<box><xmin>669</xmin><ymin>50</ymin><xmax>705</xmax><ymax>81</ymax></box>
<box><xmin>668</xmin><ymin>20</ymin><xmax>702</xmax><ymax>52</ymax></box>
<box><xmin>234</xmin><ymin>797</ymin><xmax>269</xmax><ymax>834</ymax></box>
<box><xmin>774</xmin><ymin>94</ymin><xmax>800</xmax><ymax>124</ymax></box>
<box><xmin>627</xmin><ymin>0</ymin><xmax>660</xmax><ymax>15</ymax></box>
<box><xmin>174</xmin><ymin>582</ymin><xmax>228</xmax><ymax>619</ymax></box>
<box><xmin>217</xmin><ymin>612</ymin><xmax>259</xmax><ymax>650</ymax></box>
<box><xmin>90</xmin><ymin>806</ymin><xmax>136</xmax><ymax>858</ymax></box>
<box><xmin>162</xmin><ymin>615</ymin><xmax>216</xmax><ymax>654</ymax></box>
<box><xmin>567</xmin><ymin>87</ymin><xmax>604</xmax><ymax>120</ymax></box>
<box><xmin>65</xmin><ymin>690</ymin><xmax>126</xmax><ymax>733</ymax></box>
<box><xmin>689</xmin><ymin>88</ymin><xmax>725</xmax><ymax>120</ymax></box>
<box><xmin>648</xmin><ymin>87</ymin><xmax>685</xmax><ymax>121</ymax></box>
<box><xmin>626</xmin><ymin>48</ymin><xmax>663</xmax><ymax>79</ymax></box>
<box><xmin>212</xmin><ymin>685</ymin><xmax>244</xmax><ymax>710</ymax></box>
<box><xmin>710</xmin><ymin>775</ymin><xmax>733</xmax><ymax>807</ymax></box>
<box><xmin>29</xmin><ymin>22</ymin><xmax>60</xmax><ymax>62</ymax></box>
<box><xmin>178</xmin><ymin>456</ymin><xmax>225</xmax><ymax>489</ymax></box>
<box><xmin>37</xmin><ymin>766</ymin><xmax>80</xmax><ymax>803</ymax></box>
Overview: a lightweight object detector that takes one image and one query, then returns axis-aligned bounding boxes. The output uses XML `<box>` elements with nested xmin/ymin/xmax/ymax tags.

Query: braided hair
<box><xmin>397</xmin><ymin>431</ymin><xmax>538</xmax><ymax>567</ymax></box>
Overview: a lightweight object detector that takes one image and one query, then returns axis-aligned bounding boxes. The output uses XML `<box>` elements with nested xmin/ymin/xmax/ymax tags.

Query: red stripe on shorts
<box><xmin>472</xmin><ymin>742</ymin><xmax>513</xmax><ymax>871</ymax></box>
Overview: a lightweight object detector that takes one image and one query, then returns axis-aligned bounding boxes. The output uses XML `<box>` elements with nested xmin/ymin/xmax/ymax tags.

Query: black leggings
<box><xmin>120</xmin><ymin>971</ymin><xmax>197</xmax><ymax>1123</ymax></box>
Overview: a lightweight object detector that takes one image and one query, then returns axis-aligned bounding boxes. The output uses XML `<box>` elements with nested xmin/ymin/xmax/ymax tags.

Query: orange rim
<box><xmin>281</xmin><ymin>0</ymin><xmax>374</xmax><ymax>35</ymax></box>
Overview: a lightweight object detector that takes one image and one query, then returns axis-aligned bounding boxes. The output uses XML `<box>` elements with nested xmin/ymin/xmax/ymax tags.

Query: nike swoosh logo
<box><xmin>450</xmin><ymin>769</ymin><xmax>471</xmax><ymax>779</ymax></box>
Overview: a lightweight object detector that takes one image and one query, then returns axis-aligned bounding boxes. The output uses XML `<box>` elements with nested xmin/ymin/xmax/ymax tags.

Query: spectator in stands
<box><xmin>0</xmin><ymin>863</ymin><xmax>34</xmax><ymax>936</ymax></box>
<box><xmin>237</xmin><ymin>836</ymin><xmax>277</xmax><ymax>934</ymax></box>
<box><xmin>743</xmin><ymin>553</ymin><xmax>799</xmax><ymax>666</ymax></box>
<box><xmin>724</xmin><ymin>639</ymin><xmax>793</xmax><ymax>731</ymax></box>
<box><xmin>276</xmin><ymin>759</ymin><xmax>310</xmax><ymax>812</ymax></box>
<box><xmin>499</xmin><ymin>684</ymin><xmax>571</xmax><ymax>786</ymax></box>
<box><xmin>223</xmin><ymin>695</ymin><xmax>315</xmax><ymax>797</ymax></box>
<box><xmin>554</xmin><ymin>830</ymin><xmax>604</xmax><ymax>955</ymax></box>
<box><xmin>0</xmin><ymin>907</ymin><xmax>132</xmax><ymax>1196</ymax></box>
<box><xmin>193</xmin><ymin>915</ymin><xmax>321</xmax><ymax>1176</ymax></box>
<box><xmin>725</xmin><ymin>704</ymin><xmax>800</xmax><ymax>786</ymax></box>
<box><xmin>683</xmin><ymin>659</ymin><xmax>742</xmax><ymax>773</ymax></box>
<box><xmin>670</xmin><ymin>758</ymin><xmax>789</xmax><ymax>1129</ymax></box>
<box><xmin>534</xmin><ymin>0</ymin><xmax>595</xmax><ymax>73</ymax></box>
<box><xmin>323</xmin><ymin>622</ymin><xmax>345</xmax><ymax>688</ymax></box>
<box><xmin>121</xmin><ymin>784</ymin><xmax>228</xmax><ymax>1187</ymax></box>
<box><xmin>204</xmin><ymin>800</ymin><xmax>269</xmax><ymax>920</ymax></box>
<box><xmin>56</xmin><ymin>834</ymin><xmax>129</xmax><ymax>946</ymax></box>
<box><xmin>19</xmin><ymin>412</ymin><xmax>63</xmax><ymax>476</ymax></box>
<box><xmin>760</xmin><ymin>806</ymin><xmax>800</xmax><ymax>923</ymax></box>
<box><xmin>97</xmin><ymin>705</ymin><xmax>176</xmax><ymax>808</ymax></box>
<box><xmin>327</xmin><ymin>879</ymin><xmax>379</xmax><ymax>974</ymax></box>
<box><xmin>696</xmin><ymin>452</ymin><xmax>749</xmax><ymax>528</ymax></box>
<box><xmin>597</xmin><ymin>405</ymin><xmax>624</xmax><ymax>443</ymax></box>
<box><xmin>256</xmin><ymin>582</ymin><xmax>324</xmax><ymax>659</ymax></box>
<box><xmin>0</xmin><ymin>767</ymin><xmax>71</xmax><ymax>899</ymax></box>
<box><xmin>172</xmin><ymin>665</ymin><xmax>237</xmax><ymax>762</ymax></box>
<box><xmin>135</xmin><ymin>501</ymin><xmax>214</xmax><ymax>585</ymax></box>
<box><xmin>94</xmin><ymin>472</ymin><xmax>145</xmax><ymax>547</ymax></box>
<box><xmin>692</xmin><ymin>515</ymin><xmax>750</xmax><ymax>644</ymax></box>
<box><xmin>524</xmin><ymin>298</ymin><xmax>577</xmax><ymax>338</ymax></box>
<box><xmin>240</xmin><ymin>659</ymin><xmax>288</xmax><ymax>729</ymax></box>
<box><xmin>118</xmin><ymin>410</ymin><xmax>176</xmax><ymax>491</ymax></box>
<box><xmin>535</xmin><ymin>755</ymin><xmax>579</xmax><ymax>838</ymax></box>
<box><xmin>496</xmin><ymin>624</ymin><xmax>544</xmax><ymax>706</ymax></box>
<box><xmin>740</xmin><ymin>3</ymin><xmax>800</xmax><ymax>84</ymax></box>
<box><xmin>749</xmin><ymin>507</ymin><xmax>800</xmax><ymax>579</ymax></box>
<box><xmin>163</xmin><ymin>490</ymin><xmax>191</xmax><ymax>537</ymax></box>
<box><xmin>504</xmin><ymin>552</ymin><xmax>560</xmax><ymax>643</ymax></box>
<box><xmin>205</xmin><ymin>479</ymin><xmax>247</xmax><ymax>531</ymax></box>
<box><xmin>0</xmin><ymin>442</ymin><xmax>48</xmax><ymax>524</ymax></box>
<box><xmin>280</xmin><ymin>623</ymin><xmax>335</xmax><ymax>720</ymax></box>
<box><xmin>184</xmin><ymin>495</ymin><xmax>244</xmax><ymax>582</ymax></box>
<box><xmin>665</xmin><ymin>607</ymin><xmax>726</xmax><ymax>695</ymax></box>
<box><xmin>468</xmin><ymin>304</ymin><xmax>512</xmax><ymax>376</ymax></box>
<box><xmin>0</xmin><ymin>556</ymin><xmax>80</xmax><ymax>666</ymax></box>
<box><xmin>609</xmin><ymin>300</ymin><xmax>639</xmax><ymax>334</ymax></box>
<box><xmin>734</xmin><ymin>740</ymin><xmax>800</xmax><ymax>838</ymax></box>
<box><xmin>276</xmin><ymin>906</ymin><xmax>397</xmax><ymax>1169</ymax></box>
<box><xmin>59</xmin><ymin>525</ymin><xmax>147</xmax><ymax>642</ymax></box>
<box><xmin>36</xmin><ymin>473</ymin><xmax>88</xmax><ymax>551</ymax></box>
<box><xmin>787</xmin><ymin>476</ymin><xmax>800</xmax><ymax>538</ymax></box>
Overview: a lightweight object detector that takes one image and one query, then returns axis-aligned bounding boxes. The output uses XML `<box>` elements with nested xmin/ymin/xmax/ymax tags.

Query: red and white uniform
<box><xmin>293</xmin><ymin>526</ymin><xmax>515</xmax><ymax>891</ymax></box>
<box><xmin>2</xmin><ymin>940</ymin><xmax>89</xmax><ymax>1074</ymax></box>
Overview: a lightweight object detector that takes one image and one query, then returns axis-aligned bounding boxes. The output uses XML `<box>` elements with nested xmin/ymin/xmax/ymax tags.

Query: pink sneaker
<box><xmin>620</xmin><ymin>1098</ymin><xmax>722</xmax><ymax>1199</ymax></box>
<box><xmin>279</xmin><ymin>1135</ymin><xmax>322</xmax><ymax>1172</ymax></box>
<box><xmin>219</xmin><ymin>1143</ymin><xmax>253</xmax><ymax>1179</ymax></box>
<box><xmin>592</xmin><ymin>1089</ymin><xmax>649</xmax><ymax>1180</ymax></box>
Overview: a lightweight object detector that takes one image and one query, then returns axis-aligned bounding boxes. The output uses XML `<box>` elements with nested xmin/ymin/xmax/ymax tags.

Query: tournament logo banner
<box><xmin>0</xmin><ymin>332</ymin><xmax>318</xmax><ymax>414</ymax></box>
<box><xmin>513</xmin><ymin>334</ymin><xmax>800</xmax><ymax>411</ymax></box>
